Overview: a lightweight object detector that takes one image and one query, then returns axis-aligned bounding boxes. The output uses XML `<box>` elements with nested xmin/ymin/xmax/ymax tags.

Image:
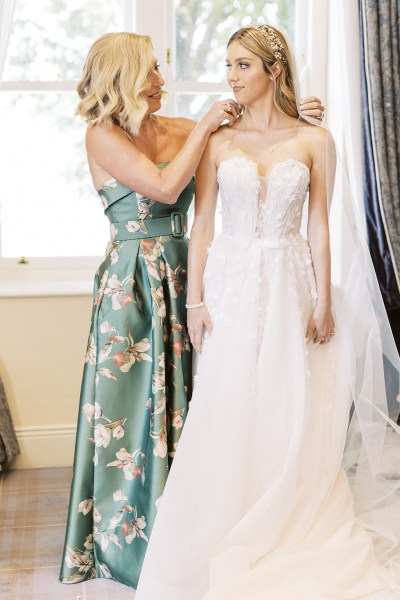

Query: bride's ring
<box><xmin>225</xmin><ymin>102</ymin><xmax>232</xmax><ymax>113</ymax></box>
<box><xmin>321</xmin><ymin>337</ymin><xmax>325</xmax><ymax>342</ymax></box>
<box><xmin>330</xmin><ymin>331</ymin><xmax>335</xmax><ymax>336</ymax></box>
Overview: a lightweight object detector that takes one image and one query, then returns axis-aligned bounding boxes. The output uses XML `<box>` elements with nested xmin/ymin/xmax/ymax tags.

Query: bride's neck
<box><xmin>241</xmin><ymin>99</ymin><xmax>286</xmax><ymax>133</ymax></box>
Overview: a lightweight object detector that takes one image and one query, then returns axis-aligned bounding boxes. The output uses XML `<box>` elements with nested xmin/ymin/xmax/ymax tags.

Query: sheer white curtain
<box><xmin>0</xmin><ymin>0</ymin><xmax>15</xmax><ymax>81</ymax></box>
<box><xmin>295</xmin><ymin>0</ymin><xmax>363</xmax><ymax>209</ymax></box>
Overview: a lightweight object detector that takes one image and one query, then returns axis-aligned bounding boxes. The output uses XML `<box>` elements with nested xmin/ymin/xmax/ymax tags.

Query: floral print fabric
<box><xmin>60</xmin><ymin>168</ymin><xmax>194</xmax><ymax>588</ymax></box>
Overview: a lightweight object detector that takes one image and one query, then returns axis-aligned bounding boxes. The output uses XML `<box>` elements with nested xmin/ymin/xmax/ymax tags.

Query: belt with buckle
<box><xmin>110</xmin><ymin>212</ymin><xmax>188</xmax><ymax>241</ymax></box>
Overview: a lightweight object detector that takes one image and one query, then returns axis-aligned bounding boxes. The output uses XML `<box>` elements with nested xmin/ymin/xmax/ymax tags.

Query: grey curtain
<box><xmin>0</xmin><ymin>377</ymin><xmax>19</xmax><ymax>467</ymax></box>
<box><xmin>360</xmin><ymin>0</ymin><xmax>400</xmax><ymax>310</ymax></box>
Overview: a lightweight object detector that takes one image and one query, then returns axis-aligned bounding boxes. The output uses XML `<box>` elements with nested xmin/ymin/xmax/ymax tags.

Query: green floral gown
<box><xmin>60</xmin><ymin>164</ymin><xmax>194</xmax><ymax>588</ymax></box>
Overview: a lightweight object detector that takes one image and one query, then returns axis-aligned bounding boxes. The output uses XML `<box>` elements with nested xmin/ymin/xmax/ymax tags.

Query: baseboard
<box><xmin>13</xmin><ymin>424</ymin><xmax>77</xmax><ymax>469</ymax></box>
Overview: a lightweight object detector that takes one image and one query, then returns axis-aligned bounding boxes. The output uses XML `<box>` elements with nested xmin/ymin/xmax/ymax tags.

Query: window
<box><xmin>0</xmin><ymin>0</ymin><xmax>132</xmax><ymax>260</ymax></box>
<box><xmin>0</xmin><ymin>0</ymin><xmax>296</xmax><ymax>293</ymax></box>
<box><xmin>167</xmin><ymin>0</ymin><xmax>296</xmax><ymax>119</ymax></box>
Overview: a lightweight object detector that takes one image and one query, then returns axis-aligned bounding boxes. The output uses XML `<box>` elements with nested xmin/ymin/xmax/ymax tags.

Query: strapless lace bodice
<box><xmin>217</xmin><ymin>156</ymin><xmax>310</xmax><ymax>241</ymax></box>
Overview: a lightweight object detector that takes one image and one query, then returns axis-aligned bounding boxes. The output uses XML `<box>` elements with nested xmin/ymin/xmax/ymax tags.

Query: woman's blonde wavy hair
<box><xmin>77</xmin><ymin>32</ymin><xmax>162</xmax><ymax>136</ymax></box>
<box><xmin>227</xmin><ymin>25</ymin><xmax>299</xmax><ymax>119</ymax></box>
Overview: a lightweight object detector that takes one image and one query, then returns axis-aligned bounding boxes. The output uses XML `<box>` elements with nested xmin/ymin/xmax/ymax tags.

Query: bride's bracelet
<box><xmin>185</xmin><ymin>302</ymin><xmax>204</xmax><ymax>309</ymax></box>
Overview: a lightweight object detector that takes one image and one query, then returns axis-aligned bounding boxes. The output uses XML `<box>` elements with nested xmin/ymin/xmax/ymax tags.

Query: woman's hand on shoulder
<box><xmin>187</xmin><ymin>306</ymin><xmax>213</xmax><ymax>353</ymax></box>
<box><xmin>198</xmin><ymin>99</ymin><xmax>241</xmax><ymax>133</ymax></box>
<box><xmin>299</xmin><ymin>96</ymin><xmax>325</xmax><ymax>121</ymax></box>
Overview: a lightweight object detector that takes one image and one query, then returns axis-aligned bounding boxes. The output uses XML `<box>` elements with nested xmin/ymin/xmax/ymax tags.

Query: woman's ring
<box><xmin>330</xmin><ymin>331</ymin><xmax>335</xmax><ymax>336</ymax></box>
<box><xmin>225</xmin><ymin>102</ymin><xmax>232</xmax><ymax>113</ymax></box>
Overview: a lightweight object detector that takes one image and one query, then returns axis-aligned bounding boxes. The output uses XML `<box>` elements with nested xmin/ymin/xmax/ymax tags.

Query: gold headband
<box><xmin>248</xmin><ymin>23</ymin><xmax>287</xmax><ymax>66</ymax></box>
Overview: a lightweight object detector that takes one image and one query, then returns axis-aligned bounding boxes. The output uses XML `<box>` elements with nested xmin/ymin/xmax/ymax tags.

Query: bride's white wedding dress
<box><xmin>135</xmin><ymin>156</ymin><xmax>400</xmax><ymax>599</ymax></box>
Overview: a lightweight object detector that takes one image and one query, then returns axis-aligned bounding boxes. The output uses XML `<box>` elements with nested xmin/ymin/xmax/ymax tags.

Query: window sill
<box><xmin>0</xmin><ymin>280</ymin><xmax>94</xmax><ymax>298</ymax></box>
<box><xmin>0</xmin><ymin>256</ymin><xmax>101</xmax><ymax>298</ymax></box>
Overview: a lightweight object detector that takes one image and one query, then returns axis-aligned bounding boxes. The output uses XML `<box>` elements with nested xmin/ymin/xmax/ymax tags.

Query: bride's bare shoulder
<box><xmin>299</xmin><ymin>123</ymin><xmax>335</xmax><ymax>158</ymax></box>
<box><xmin>207</xmin><ymin>122</ymin><xmax>240</xmax><ymax>153</ymax></box>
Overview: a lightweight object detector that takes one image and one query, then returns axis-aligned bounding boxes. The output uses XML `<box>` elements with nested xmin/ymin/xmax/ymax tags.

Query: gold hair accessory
<box><xmin>249</xmin><ymin>23</ymin><xmax>287</xmax><ymax>66</ymax></box>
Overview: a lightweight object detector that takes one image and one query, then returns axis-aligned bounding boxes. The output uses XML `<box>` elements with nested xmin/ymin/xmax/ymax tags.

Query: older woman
<box><xmin>60</xmin><ymin>31</ymin><xmax>324</xmax><ymax>589</ymax></box>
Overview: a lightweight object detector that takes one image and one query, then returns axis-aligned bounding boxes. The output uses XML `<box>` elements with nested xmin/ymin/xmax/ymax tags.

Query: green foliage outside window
<box><xmin>175</xmin><ymin>0</ymin><xmax>295</xmax><ymax>81</ymax></box>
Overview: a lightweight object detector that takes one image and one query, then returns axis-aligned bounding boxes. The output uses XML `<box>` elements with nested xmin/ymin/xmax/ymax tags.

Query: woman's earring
<box><xmin>269</xmin><ymin>75</ymin><xmax>273</xmax><ymax>80</ymax></box>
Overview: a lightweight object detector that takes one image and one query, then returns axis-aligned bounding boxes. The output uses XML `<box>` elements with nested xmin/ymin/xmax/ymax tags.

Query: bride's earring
<box><xmin>269</xmin><ymin>75</ymin><xmax>273</xmax><ymax>80</ymax></box>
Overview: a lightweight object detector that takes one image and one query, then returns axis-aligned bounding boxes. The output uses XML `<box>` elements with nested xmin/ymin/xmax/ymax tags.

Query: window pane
<box><xmin>176</xmin><ymin>93</ymin><xmax>231</xmax><ymax>238</ymax></box>
<box><xmin>3</xmin><ymin>0</ymin><xmax>123</xmax><ymax>81</ymax></box>
<box><xmin>175</xmin><ymin>0</ymin><xmax>296</xmax><ymax>83</ymax></box>
<box><xmin>176</xmin><ymin>93</ymin><xmax>231</xmax><ymax>120</ymax></box>
<box><xmin>0</xmin><ymin>93</ymin><xmax>109</xmax><ymax>257</ymax></box>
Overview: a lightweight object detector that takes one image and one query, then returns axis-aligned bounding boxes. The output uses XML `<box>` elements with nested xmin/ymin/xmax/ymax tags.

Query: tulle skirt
<box><xmin>136</xmin><ymin>233</ymin><xmax>400</xmax><ymax>599</ymax></box>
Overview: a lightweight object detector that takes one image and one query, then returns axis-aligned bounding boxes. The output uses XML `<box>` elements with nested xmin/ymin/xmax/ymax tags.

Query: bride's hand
<box><xmin>299</xmin><ymin>96</ymin><xmax>325</xmax><ymax>121</ymax></box>
<box><xmin>187</xmin><ymin>306</ymin><xmax>213</xmax><ymax>354</ymax></box>
<box><xmin>306</xmin><ymin>306</ymin><xmax>335</xmax><ymax>345</ymax></box>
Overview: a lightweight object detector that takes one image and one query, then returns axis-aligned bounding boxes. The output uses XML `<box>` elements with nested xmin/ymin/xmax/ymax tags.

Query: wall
<box><xmin>0</xmin><ymin>295</ymin><xmax>93</xmax><ymax>468</ymax></box>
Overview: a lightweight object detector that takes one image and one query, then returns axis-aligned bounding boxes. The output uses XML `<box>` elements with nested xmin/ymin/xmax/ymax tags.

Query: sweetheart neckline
<box><xmin>217</xmin><ymin>156</ymin><xmax>310</xmax><ymax>178</ymax></box>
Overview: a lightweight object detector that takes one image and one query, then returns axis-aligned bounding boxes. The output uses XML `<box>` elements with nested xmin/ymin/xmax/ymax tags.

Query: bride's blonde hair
<box><xmin>77</xmin><ymin>32</ymin><xmax>161</xmax><ymax>135</ymax></box>
<box><xmin>227</xmin><ymin>25</ymin><xmax>299</xmax><ymax>119</ymax></box>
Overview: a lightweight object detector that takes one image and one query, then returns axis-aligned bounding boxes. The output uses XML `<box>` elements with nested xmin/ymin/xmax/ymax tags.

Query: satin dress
<box><xmin>60</xmin><ymin>164</ymin><xmax>194</xmax><ymax>588</ymax></box>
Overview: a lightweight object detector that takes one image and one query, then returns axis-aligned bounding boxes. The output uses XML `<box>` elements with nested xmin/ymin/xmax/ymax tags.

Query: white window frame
<box><xmin>0</xmin><ymin>0</ymin><xmax>136</xmax><ymax>297</ymax></box>
<box><xmin>136</xmin><ymin>0</ymin><xmax>230</xmax><ymax>118</ymax></box>
<box><xmin>1</xmin><ymin>0</ymin><xmax>298</xmax><ymax>297</ymax></box>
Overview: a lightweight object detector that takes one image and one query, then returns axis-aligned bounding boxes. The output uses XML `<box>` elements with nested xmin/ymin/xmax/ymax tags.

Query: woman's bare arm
<box><xmin>87</xmin><ymin>101</ymin><xmax>239</xmax><ymax>205</ymax></box>
<box><xmin>186</xmin><ymin>136</ymin><xmax>220</xmax><ymax>353</ymax></box>
<box><xmin>306</xmin><ymin>128</ymin><xmax>336</xmax><ymax>344</ymax></box>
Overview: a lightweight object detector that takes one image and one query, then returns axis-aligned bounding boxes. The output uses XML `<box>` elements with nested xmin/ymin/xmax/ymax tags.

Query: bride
<box><xmin>135</xmin><ymin>24</ymin><xmax>400</xmax><ymax>599</ymax></box>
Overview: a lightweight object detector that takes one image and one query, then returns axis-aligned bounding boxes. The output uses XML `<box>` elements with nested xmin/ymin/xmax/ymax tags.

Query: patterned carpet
<box><xmin>0</xmin><ymin>467</ymin><xmax>136</xmax><ymax>600</ymax></box>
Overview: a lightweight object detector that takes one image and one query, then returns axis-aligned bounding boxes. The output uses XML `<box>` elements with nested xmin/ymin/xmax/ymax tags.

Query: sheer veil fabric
<box><xmin>283</xmin><ymin>22</ymin><xmax>400</xmax><ymax>567</ymax></box>
<box><xmin>135</xmin><ymin>26</ymin><xmax>400</xmax><ymax>600</ymax></box>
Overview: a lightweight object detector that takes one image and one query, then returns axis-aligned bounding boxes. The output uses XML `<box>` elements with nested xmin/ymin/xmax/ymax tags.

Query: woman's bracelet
<box><xmin>185</xmin><ymin>302</ymin><xmax>204</xmax><ymax>309</ymax></box>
